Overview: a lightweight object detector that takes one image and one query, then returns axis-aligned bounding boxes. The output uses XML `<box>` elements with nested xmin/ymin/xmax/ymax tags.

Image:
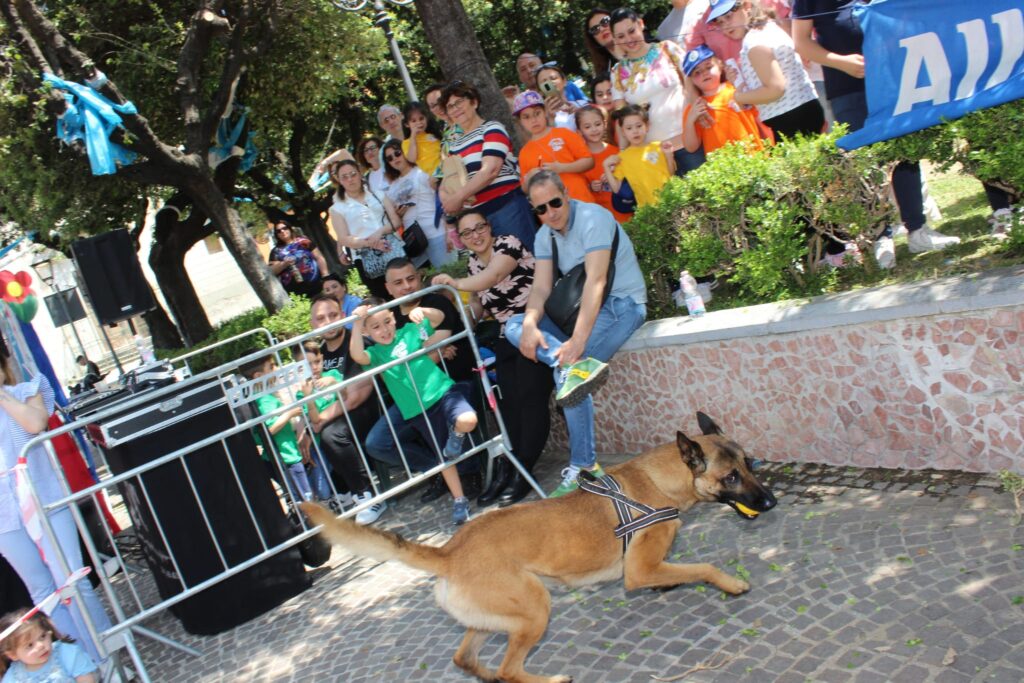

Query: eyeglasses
<box><xmin>338</xmin><ymin>171</ymin><xmax>360</xmax><ymax>181</ymax></box>
<box><xmin>363</xmin><ymin>144</ymin><xmax>379</xmax><ymax>152</ymax></box>
<box><xmin>531</xmin><ymin>196</ymin><xmax>565</xmax><ymax>216</ymax></box>
<box><xmin>457</xmin><ymin>221</ymin><xmax>489</xmax><ymax>239</ymax></box>
<box><xmin>588</xmin><ymin>15</ymin><xmax>611</xmax><ymax>36</ymax></box>
<box><xmin>446</xmin><ymin>97</ymin><xmax>469</xmax><ymax>113</ymax></box>
<box><xmin>384</xmin><ymin>151</ymin><xmax>403</xmax><ymax>161</ymax></box>
<box><xmin>274</xmin><ymin>225</ymin><xmax>290</xmax><ymax>233</ymax></box>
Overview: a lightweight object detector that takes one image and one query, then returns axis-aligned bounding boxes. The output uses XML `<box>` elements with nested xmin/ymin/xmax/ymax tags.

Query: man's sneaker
<box><xmin>354</xmin><ymin>491</ymin><xmax>387</xmax><ymax>525</ymax></box>
<box><xmin>988</xmin><ymin>208</ymin><xmax>1014</xmax><ymax>240</ymax></box>
<box><xmin>907</xmin><ymin>225</ymin><xmax>960</xmax><ymax>254</ymax></box>
<box><xmin>555</xmin><ymin>358</ymin><xmax>609</xmax><ymax>408</ymax></box>
<box><xmin>549</xmin><ymin>463</ymin><xmax>605</xmax><ymax>498</ymax></box>
<box><xmin>452</xmin><ymin>496</ymin><xmax>470</xmax><ymax>526</ymax></box>
<box><xmin>873</xmin><ymin>235</ymin><xmax>896</xmax><ymax>269</ymax></box>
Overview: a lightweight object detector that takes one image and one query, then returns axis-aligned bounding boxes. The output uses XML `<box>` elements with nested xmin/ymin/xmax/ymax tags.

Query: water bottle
<box><xmin>134</xmin><ymin>334</ymin><xmax>157</xmax><ymax>364</ymax></box>
<box><xmin>289</xmin><ymin>263</ymin><xmax>304</xmax><ymax>283</ymax></box>
<box><xmin>680</xmin><ymin>271</ymin><xmax>705</xmax><ymax>317</ymax></box>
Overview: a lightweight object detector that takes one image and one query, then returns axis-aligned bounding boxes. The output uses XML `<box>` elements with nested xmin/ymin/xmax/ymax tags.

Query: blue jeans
<box><xmin>484</xmin><ymin>190</ymin><xmax>537</xmax><ymax>254</ymax></box>
<box><xmin>503</xmin><ymin>295</ymin><xmax>646</xmax><ymax>469</ymax></box>
<box><xmin>425</xmin><ymin>234</ymin><xmax>456</xmax><ymax>268</ymax></box>
<box><xmin>0</xmin><ymin>507</ymin><xmax>112</xmax><ymax>664</ymax></box>
<box><xmin>365</xmin><ymin>382</ymin><xmax>476</xmax><ymax>472</ymax></box>
<box><xmin>306</xmin><ymin>448</ymin><xmax>334</xmax><ymax>500</ymax></box>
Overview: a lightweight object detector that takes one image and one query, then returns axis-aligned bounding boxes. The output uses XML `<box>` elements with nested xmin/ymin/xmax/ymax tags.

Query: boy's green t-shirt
<box><xmin>255</xmin><ymin>393</ymin><xmax>303</xmax><ymax>465</ymax></box>
<box><xmin>296</xmin><ymin>368</ymin><xmax>344</xmax><ymax>414</ymax></box>
<box><xmin>364</xmin><ymin>320</ymin><xmax>454</xmax><ymax>420</ymax></box>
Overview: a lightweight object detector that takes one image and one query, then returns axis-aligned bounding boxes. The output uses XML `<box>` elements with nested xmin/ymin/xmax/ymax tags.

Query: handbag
<box><xmin>356</xmin><ymin>233</ymin><xmax>406</xmax><ymax>278</ymax></box>
<box><xmin>400</xmin><ymin>220</ymin><xmax>429</xmax><ymax>258</ymax></box>
<box><xmin>355</xmin><ymin>188</ymin><xmax>407</xmax><ymax>278</ymax></box>
<box><xmin>544</xmin><ymin>226</ymin><xmax>620</xmax><ymax>336</ymax></box>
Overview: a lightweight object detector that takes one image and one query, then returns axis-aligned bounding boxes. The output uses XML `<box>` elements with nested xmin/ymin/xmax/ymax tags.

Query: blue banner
<box><xmin>838</xmin><ymin>0</ymin><xmax>1024</xmax><ymax>149</ymax></box>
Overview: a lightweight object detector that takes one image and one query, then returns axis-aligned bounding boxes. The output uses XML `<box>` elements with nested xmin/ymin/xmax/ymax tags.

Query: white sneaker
<box><xmin>907</xmin><ymin>226</ymin><xmax>960</xmax><ymax>254</ymax></box>
<box><xmin>354</xmin><ymin>491</ymin><xmax>386</xmax><ymax>525</ymax></box>
<box><xmin>988</xmin><ymin>208</ymin><xmax>1014</xmax><ymax>240</ymax></box>
<box><xmin>873</xmin><ymin>235</ymin><xmax>896</xmax><ymax>269</ymax></box>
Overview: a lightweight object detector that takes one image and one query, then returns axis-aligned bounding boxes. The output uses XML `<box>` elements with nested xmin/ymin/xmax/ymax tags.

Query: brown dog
<box><xmin>300</xmin><ymin>412</ymin><xmax>776</xmax><ymax>683</ymax></box>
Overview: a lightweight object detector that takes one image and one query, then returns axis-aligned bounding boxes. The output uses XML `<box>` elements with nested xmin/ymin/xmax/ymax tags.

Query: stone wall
<box><xmin>550</xmin><ymin>266</ymin><xmax>1024</xmax><ymax>474</ymax></box>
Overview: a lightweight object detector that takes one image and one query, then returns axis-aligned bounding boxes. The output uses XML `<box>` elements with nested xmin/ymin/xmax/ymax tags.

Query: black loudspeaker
<box><xmin>71</xmin><ymin>229</ymin><xmax>155</xmax><ymax>325</ymax></box>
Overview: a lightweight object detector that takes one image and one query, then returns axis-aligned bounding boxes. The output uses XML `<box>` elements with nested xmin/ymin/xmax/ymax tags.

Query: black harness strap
<box><xmin>578</xmin><ymin>470</ymin><xmax>680</xmax><ymax>554</ymax></box>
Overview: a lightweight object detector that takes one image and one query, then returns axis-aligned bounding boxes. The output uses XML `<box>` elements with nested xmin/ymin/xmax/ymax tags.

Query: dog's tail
<box><xmin>299</xmin><ymin>502</ymin><xmax>448</xmax><ymax>576</ymax></box>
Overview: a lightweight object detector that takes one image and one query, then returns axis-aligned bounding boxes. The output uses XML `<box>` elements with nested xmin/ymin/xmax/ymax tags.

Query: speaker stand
<box><xmin>98</xmin><ymin>323</ymin><xmax>125</xmax><ymax>375</ymax></box>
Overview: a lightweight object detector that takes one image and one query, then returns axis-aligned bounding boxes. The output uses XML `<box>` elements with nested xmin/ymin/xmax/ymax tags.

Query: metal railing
<box><xmin>13</xmin><ymin>285</ymin><xmax>544</xmax><ymax>681</ymax></box>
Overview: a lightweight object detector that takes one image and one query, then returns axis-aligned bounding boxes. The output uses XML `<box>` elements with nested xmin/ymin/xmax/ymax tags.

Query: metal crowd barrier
<box><xmin>13</xmin><ymin>285</ymin><xmax>544</xmax><ymax>682</ymax></box>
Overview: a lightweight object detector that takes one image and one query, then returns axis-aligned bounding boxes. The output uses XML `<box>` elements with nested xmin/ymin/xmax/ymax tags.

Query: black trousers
<box><xmin>494</xmin><ymin>337</ymin><xmax>555</xmax><ymax>472</ymax></box>
<box><xmin>319</xmin><ymin>409</ymin><xmax>376</xmax><ymax>494</ymax></box>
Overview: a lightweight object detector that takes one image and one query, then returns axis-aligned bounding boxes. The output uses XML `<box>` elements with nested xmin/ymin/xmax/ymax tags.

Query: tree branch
<box><xmin>0</xmin><ymin>0</ymin><xmax>55</xmax><ymax>75</ymax></box>
<box><xmin>177</xmin><ymin>2</ymin><xmax>230</xmax><ymax>154</ymax></box>
<box><xmin>287</xmin><ymin>117</ymin><xmax>307</xmax><ymax>197</ymax></box>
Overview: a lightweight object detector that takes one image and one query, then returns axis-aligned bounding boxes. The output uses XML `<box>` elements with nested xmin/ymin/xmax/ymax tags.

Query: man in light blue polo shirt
<box><xmin>504</xmin><ymin>170</ymin><xmax>647</xmax><ymax>496</ymax></box>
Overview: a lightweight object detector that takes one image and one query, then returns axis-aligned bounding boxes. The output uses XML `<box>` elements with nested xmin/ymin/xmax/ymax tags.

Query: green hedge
<box><xmin>627</xmin><ymin>128</ymin><xmax>895</xmax><ymax>316</ymax></box>
<box><xmin>626</xmin><ymin>100</ymin><xmax>1023</xmax><ymax>317</ymax></box>
<box><xmin>156</xmin><ymin>294</ymin><xmax>312</xmax><ymax>374</ymax></box>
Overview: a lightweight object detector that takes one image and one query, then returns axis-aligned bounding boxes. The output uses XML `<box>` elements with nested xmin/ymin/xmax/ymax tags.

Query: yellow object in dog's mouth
<box><xmin>734</xmin><ymin>502</ymin><xmax>759</xmax><ymax>517</ymax></box>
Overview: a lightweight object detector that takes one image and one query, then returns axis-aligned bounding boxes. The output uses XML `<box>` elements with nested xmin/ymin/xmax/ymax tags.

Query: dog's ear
<box><xmin>676</xmin><ymin>431</ymin><xmax>707</xmax><ymax>474</ymax></box>
<box><xmin>696</xmin><ymin>412</ymin><xmax>723</xmax><ymax>436</ymax></box>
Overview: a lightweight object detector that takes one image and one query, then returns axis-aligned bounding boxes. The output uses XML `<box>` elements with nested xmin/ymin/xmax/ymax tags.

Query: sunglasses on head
<box><xmin>531</xmin><ymin>196</ymin><xmax>565</xmax><ymax>216</ymax></box>
<box><xmin>533</xmin><ymin>60</ymin><xmax>560</xmax><ymax>76</ymax></box>
<box><xmin>588</xmin><ymin>15</ymin><xmax>611</xmax><ymax>36</ymax></box>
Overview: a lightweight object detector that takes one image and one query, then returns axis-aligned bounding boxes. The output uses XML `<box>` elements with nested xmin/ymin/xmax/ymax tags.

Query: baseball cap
<box><xmin>683</xmin><ymin>45</ymin><xmax>716</xmax><ymax>76</ymax></box>
<box><xmin>707</xmin><ymin>0</ymin><xmax>739</xmax><ymax>23</ymax></box>
<box><xmin>512</xmin><ymin>90</ymin><xmax>545</xmax><ymax>116</ymax></box>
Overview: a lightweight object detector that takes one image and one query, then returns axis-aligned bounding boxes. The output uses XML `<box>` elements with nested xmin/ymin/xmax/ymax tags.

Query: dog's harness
<box><xmin>578</xmin><ymin>471</ymin><xmax>680</xmax><ymax>554</ymax></box>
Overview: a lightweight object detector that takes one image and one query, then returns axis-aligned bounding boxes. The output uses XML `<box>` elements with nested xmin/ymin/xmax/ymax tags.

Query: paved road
<box><xmin>134</xmin><ymin>455</ymin><xmax>1023</xmax><ymax>682</ymax></box>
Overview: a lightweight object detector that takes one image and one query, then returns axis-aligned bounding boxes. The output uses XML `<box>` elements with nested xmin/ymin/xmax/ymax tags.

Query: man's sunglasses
<box><xmin>588</xmin><ymin>15</ymin><xmax>611</xmax><ymax>36</ymax></box>
<box><xmin>531</xmin><ymin>196</ymin><xmax>565</xmax><ymax>216</ymax></box>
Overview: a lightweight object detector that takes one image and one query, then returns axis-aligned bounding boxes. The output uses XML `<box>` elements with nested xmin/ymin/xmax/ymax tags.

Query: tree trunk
<box><xmin>142</xmin><ymin>302</ymin><xmax>184</xmax><ymax>350</ymax></box>
<box><xmin>414</xmin><ymin>0</ymin><xmax>519</xmax><ymax>147</ymax></box>
<box><xmin>187</xmin><ymin>174</ymin><xmax>290</xmax><ymax>313</ymax></box>
<box><xmin>150</xmin><ymin>198</ymin><xmax>215</xmax><ymax>346</ymax></box>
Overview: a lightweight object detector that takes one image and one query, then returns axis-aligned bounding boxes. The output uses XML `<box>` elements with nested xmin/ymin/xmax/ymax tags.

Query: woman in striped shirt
<box><xmin>438</xmin><ymin>81</ymin><xmax>538</xmax><ymax>252</ymax></box>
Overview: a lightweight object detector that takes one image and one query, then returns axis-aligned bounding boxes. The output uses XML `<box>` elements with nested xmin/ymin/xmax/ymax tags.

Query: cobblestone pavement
<box><xmin>130</xmin><ymin>454</ymin><xmax>1023</xmax><ymax>683</ymax></box>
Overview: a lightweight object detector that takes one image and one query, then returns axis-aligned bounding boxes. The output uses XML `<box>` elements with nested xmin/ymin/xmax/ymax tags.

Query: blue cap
<box><xmin>707</xmin><ymin>0</ymin><xmax>739</xmax><ymax>23</ymax></box>
<box><xmin>683</xmin><ymin>45</ymin><xmax>716</xmax><ymax>76</ymax></box>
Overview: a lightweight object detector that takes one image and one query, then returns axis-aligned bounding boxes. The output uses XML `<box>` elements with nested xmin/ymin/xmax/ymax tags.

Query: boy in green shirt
<box><xmin>350</xmin><ymin>297</ymin><xmax>476</xmax><ymax>525</ymax></box>
<box><xmin>243</xmin><ymin>357</ymin><xmax>314</xmax><ymax>502</ymax></box>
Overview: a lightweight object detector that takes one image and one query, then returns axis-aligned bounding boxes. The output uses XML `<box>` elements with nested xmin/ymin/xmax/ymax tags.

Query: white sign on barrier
<box><xmin>225</xmin><ymin>360</ymin><xmax>312</xmax><ymax>408</ymax></box>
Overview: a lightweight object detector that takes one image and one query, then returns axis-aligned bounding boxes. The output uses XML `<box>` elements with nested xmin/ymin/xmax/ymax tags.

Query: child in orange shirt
<box><xmin>576</xmin><ymin>105</ymin><xmax>633</xmax><ymax>223</ymax></box>
<box><xmin>682</xmin><ymin>45</ymin><xmax>769</xmax><ymax>156</ymax></box>
<box><xmin>513</xmin><ymin>90</ymin><xmax>596</xmax><ymax>203</ymax></box>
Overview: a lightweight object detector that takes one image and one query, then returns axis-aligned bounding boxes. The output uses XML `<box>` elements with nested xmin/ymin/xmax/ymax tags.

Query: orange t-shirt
<box><xmin>519</xmin><ymin>127</ymin><xmax>596</xmax><ymax>203</ymax></box>
<box><xmin>683</xmin><ymin>83</ymin><xmax>770</xmax><ymax>155</ymax></box>
<box><xmin>584</xmin><ymin>143</ymin><xmax>634</xmax><ymax>223</ymax></box>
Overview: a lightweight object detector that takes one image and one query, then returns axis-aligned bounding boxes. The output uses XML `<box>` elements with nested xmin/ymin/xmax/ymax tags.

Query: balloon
<box><xmin>10</xmin><ymin>294</ymin><xmax>39</xmax><ymax>322</ymax></box>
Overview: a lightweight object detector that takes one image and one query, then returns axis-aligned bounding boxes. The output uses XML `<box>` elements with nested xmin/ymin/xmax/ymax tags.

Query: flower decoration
<box><xmin>1</xmin><ymin>271</ymin><xmax>34</xmax><ymax>305</ymax></box>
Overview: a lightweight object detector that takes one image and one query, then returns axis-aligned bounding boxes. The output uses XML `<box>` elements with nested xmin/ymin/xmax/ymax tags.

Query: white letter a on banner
<box><xmin>893</xmin><ymin>32</ymin><xmax>952</xmax><ymax>116</ymax></box>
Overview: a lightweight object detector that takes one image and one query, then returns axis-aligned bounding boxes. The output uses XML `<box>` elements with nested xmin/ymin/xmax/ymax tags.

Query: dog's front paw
<box><xmin>722</xmin><ymin>577</ymin><xmax>750</xmax><ymax>594</ymax></box>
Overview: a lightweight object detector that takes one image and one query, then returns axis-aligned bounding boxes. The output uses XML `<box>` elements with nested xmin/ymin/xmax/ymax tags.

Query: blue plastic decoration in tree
<box><xmin>43</xmin><ymin>72</ymin><xmax>138</xmax><ymax>176</ymax></box>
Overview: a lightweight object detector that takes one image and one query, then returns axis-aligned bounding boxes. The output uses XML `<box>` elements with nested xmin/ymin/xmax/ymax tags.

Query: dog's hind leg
<box><xmin>493</xmin><ymin>574</ymin><xmax>572</xmax><ymax>683</ymax></box>
<box><xmin>453</xmin><ymin>628</ymin><xmax>498</xmax><ymax>682</ymax></box>
<box><xmin>623</xmin><ymin>525</ymin><xmax>750</xmax><ymax>594</ymax></box>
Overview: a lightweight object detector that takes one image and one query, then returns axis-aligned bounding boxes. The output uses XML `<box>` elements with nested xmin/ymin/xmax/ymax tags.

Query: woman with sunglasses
<box><xmin>583</xmin><ymin>9</ymin><xmax>622</xmax><ymax>76</ymax></box>
<box><xmin>328</xmin><ymin>159</ymin><xmax>402</xmax><ymax>298</ymax></box>
<box><xmin>438</xmin><ymin>81</ymin><xmax>538</xmax><ymax>253</ymax></box>
<box><xmin>504</xmin><ymin>171</ymin><xmax>647</xmax><ymax>498</ymax></box>
<box><xmin>381</xmin><ymin>139</ymin><xmax>455</xmax><ymax>268</ymax></box>
<box><xmin>355</xmin><ymin>136</ymin><xmax>389</xmax><ymax>195</ymax></box>
<box><xmin>268</xmin><ymin>220</ymin><xmax>328</xmax><ymax>297</ymax></box>
<box><xmin>608</xmin><ymin>7</ymin><xmax>706</xmax><ymax>176</ymax></box>
<box><xmin>431</xmin><ymin>212</ymin><xmax>552</xmax><ymax>507</ymax></box>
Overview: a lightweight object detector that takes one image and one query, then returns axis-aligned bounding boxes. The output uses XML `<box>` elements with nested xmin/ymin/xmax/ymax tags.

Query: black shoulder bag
<box><xmin>544</xmin><ymin>226</ymin><xmax>620</xmax><ymax>336</ymax></box>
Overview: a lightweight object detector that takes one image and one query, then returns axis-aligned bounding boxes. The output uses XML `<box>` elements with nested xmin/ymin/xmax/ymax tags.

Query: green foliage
<box><xmin>625</xmin><ymin>130</ymin><xmax>893</xmax><ymax>316</ymax></box>
<box><xmin>875</xmin><ymin>100</ymin><xmax>1024</xmax><ymax>202</ymax></box>
<box><xmin>157</xmin><ymin>294</ymin><xmax>312</xmax><ymax>373</ymax></box>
